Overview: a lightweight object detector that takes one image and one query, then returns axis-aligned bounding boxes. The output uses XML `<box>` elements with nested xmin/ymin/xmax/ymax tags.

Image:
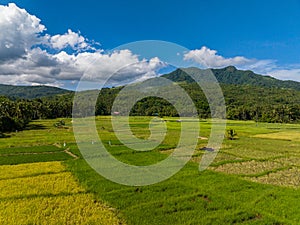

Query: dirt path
<box><xmin>63</xmin><ymin>148</ymin><xmax>79</xmax><ymax>159</ymax></box>
<box><xmin>0</xmin><ymin>148</ymin><xmax>79</xmax><ymax>159</ymax></box>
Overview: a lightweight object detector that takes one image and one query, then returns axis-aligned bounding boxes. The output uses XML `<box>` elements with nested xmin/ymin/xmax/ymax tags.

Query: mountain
<box><xmin>0</xmin><ymin>84</ymin><xmax>72</xmax><ymax>99</ymax></box>
<box><xmin>2</xmin><ymin>66</ymin><xmax>300</xmax><ymax>128</ymax></box>
<box><xmin>163</xmin><ymin>66</ymin><xmax>300</xmax><ymax>91</ymax></box>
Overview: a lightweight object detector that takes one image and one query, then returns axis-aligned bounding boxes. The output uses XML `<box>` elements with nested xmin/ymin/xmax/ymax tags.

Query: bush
<box><xmin>53</xmin><ymin>120</ymin><xmax>66</xmax><ymax>128</ymax></box>
<box><xmin>226</xmin><ymin>128</ymin><xmax>237</xmax><ymax>140</ymax></box>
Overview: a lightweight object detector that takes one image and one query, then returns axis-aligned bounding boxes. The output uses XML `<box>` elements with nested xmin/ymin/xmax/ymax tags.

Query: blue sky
<box><xmin>0</xmin><ymin>0</ymin><xmax>300</xmax><ymax>89</ymax></box>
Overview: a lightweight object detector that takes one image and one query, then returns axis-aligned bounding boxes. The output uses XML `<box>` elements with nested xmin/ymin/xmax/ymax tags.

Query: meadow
<box><xmin>0</xmin><ymin>116</ymin><xmax>300</xmax><ymax>224</ymax></box>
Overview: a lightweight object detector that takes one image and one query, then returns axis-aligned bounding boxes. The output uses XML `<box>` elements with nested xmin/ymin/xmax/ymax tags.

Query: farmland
<box><xmin>1</xmin><ymin>117</ymin><xmax>300</xmax><ymax>224</ymax></box>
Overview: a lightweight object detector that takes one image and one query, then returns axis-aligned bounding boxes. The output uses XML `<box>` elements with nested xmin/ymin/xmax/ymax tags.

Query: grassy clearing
<box><xmin>0</xmin><ymin>162</ymin><xmax>124</xmax><ymax>225</ymax></box>
<box><xmin>0</xmin><ymin>118</ymin><xmax>75</xmax><ymax>148</ymax></box>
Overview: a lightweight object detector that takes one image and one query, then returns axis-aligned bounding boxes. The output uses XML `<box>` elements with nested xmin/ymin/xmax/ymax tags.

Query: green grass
<box><xmin>0</xmin><ymin>145</ymin><xmax>62</xmax><ymax>154</ymax></box>
<box><xmin>0</xmin><ymin>152</ymin><xmax>72</xmax><ymax>165</ymax></box>
<box><xmin>1</xmin><ymin>116</ymin><xmax>300</xmax><ymax>224</ymax></box>
<box><xmin>66</xmin><ymin>158</ymin><xmax>300</xmax><ymax>224</ymax></box>
<box><xmin>0</xmin><ymin>118</ymin><xmax>75</xmax><ymax>148</ymax></box>
<box><xmin>0</xmin><ymin>145</ymin><xmax>73</xmax><ymax>165</ymax></box>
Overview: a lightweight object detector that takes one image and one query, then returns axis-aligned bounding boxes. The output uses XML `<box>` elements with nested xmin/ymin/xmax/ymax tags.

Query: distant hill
<box><xmin>0</xmin><ymin>84</ymin><xmax>72</xmax><ymax>99</ymax></box>
<box><xmin>163</xmin><ymin>66</ymin><xmax>300</xmax><ymax>91</ymax></box>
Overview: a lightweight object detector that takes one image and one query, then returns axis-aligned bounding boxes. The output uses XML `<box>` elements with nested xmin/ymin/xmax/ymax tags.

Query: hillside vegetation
<box><xmin>2</xmin><ymin>66</ymin><xmax>300</xmax><ymax>133</ymax></box>
<box><xmin>0</xmin><ymin>84</ymin><xmax>71</xmax><ymax>99</ymax></box>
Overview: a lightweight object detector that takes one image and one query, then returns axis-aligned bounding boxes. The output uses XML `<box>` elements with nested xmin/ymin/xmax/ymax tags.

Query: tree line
<box><xmin>2</xmin><ymin>82</ymin><xmax>300</xmax><ymax>133</ymax></box>
<box><xmin>0</xmin><ymin>95</ymin><xmax>72</xmax><ymax>133</ymax></box>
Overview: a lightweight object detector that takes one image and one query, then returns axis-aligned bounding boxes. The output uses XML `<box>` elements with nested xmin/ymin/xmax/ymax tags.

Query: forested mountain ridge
<box><xmin>163</xmin><ymin>66</ymin><xmax>300</xmax><ymax>91</ymax></box>
<box><xmin>1</xmin><ymin>66</ymin><xmax>300</xmax><ymax>100</ymax></box>
<box><xmin>2</xmin><ymin>66</ymin><xmax>300</xmax><ymax>133</ymax></box>
<box><xmin>0</xmin><ymin>84</ymin><xmax>72</xmax><ymax>99</ymax></box>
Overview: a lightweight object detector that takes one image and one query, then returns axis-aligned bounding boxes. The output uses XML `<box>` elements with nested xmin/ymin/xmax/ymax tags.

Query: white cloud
<box><xmin>53</xmin><ymin>50</ymin><xmax>165</xmax><ymax>85</ymax></box>
<box><xmin>1</xmin><ymin>3</ymin><xmax>300</xmax><ymax>89</ymax></box>
<box><xmin>183</xmin><ymin>46</ymin><xmax>279</xmax><ymax>75</ymax></box>
<box><xmin>183</xmin><ymin>46</ymin><xmax>300</xmax><ymax>82</ymax></box>
<box><xmin>0</xmin><ymin>3</ymin><xmax>46</xmax><ymax>62</ymax></box>
<box><xmin>184</xmin><ymin>46</ymin><xmax>252</xmax><ymax>68</ymax></box>
<box><xmin>0</xmin><ymin>3</ymin><xmax>166</xmax><ymax>88</ymax></box>
<box><xmin>269</xmin><ymin>69</ymin><xmax>300</xmax><ymax>82</ymax></box>
<box><xmin>50</xmin><ymin>29</ymin><xmax>94</xmax><ymax>51</ymax></box>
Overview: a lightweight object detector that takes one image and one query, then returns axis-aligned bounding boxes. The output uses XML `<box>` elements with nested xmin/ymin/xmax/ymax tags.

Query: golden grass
<box><xmin>211</xmin><ymin>160</ymin><xmax>283</xmax><ymax>175</ymax></box>
<box><xmin>0</xmin><ymin>161</ymin><xmax>65</xmax><ymax>179</ymax></box>
<box><xmin>253</xmin><ymin>131</ymin><xmax>300</xmax><ymax>142</ymax></box>
<box><xmin>0</xmin><ymin>172</ymin><xmax>84</xmax><ymax>198</ymax></box>
<box><xmin>0</xmin><ymin>161</ymin><xmax>124</xmax><ymax>225</ymax></box>
<box><xmin>274</xmin><ymin>156</ymin><xmax>300</xmax><ymax>167</ymax></box>
<box><xmin>210</xmin><ymin>152</ymin><xmax>242</xmax><ymax>164</ymax></box>
<box><xmin>222</xmin><ymin>148</ymin><xmax>284</xmax><ymax>159</ymax></box>
<box><xmin>0</xmin><ymin>193</ymin><xmax>121</xmax><ymax>225</ymax></box>
<box><xmin>248</xmin><ymin>167</ymin><xmax>300</xmax><ymax>188</ymax></box>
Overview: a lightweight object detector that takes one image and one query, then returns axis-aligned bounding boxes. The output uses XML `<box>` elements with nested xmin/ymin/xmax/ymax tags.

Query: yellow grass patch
<box><xmin>0</xmin><ymin>161</ymin><xmax>65</xmax><ymax>179</ymax></box>
<box><xmin>274</xmin><ymin>156</ymin><xmax>300</xmax><ymax>167</ymax></box>
<box><xmin>210</xmin><ymin>153</ymin><xmax>242</xmax><ymax>164</ymax></box>
<box><xmin>212</xmin><ymin>160</ymin><xmax>283</xmax><ymax>175</ymax></box>
<box><xmin>253</xmin><ymin>131</ymin><xmax>300</xmax><ymax>141</ymax></box>
<box><xmin>223</xmin><ymin>148</ymin><xmax>283</xmax><ymax>159</ymax></box>
<box><xmin>0</xmin><ymin>193</ymin><xmax>121</xmax><ymax>225</ymax></box>
<box><xmin>0</xmin><ymin>172</ymin><xmax>84</xmax><ymax>198</ymax></box>
<box><xmin>248</xmin><ymin>167</ymin><xmax>300</xmax><ymax>188</ymax></box>
<box><xmin>0</xmin><ymin>162</ymin><xmax>124</xmax><ymax>225</ymax></box>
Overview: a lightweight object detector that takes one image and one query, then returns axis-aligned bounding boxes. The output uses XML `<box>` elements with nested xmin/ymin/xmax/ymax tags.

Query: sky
<box><xmin>0</xmin><ymin>0</ymin><xmax>300</xmax><ymax>90</ymax></box>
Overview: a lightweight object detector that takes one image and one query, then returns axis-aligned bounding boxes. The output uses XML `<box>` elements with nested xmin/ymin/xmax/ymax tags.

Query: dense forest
<box><xmin>0</xmin><ymin>95</ymin><xmax>73</xmax><ymax>133</ymax></box>
<box><xmin>0</xmin><ymin>84</ymin><xmax>71</xmax><ymax>99</ymax></box>
<box><xmin>1</xmin><ymin>66</ymin><xmax>300</xmax><ymax>133</ymax></box>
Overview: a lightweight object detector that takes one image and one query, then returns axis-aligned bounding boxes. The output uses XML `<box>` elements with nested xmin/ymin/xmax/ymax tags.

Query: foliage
<box><xmin>3</xmin><ymin>66</ymin><xmax>300</xmax><ymax>133</ymax></box>
<box><xmin>53</xmin><ymin>120</ymin><xmax>66</xmax><ymax>128</ymax></box>
<box><xmin>163</xmin><ymin>66</ymin><xmax>300</xmax><ymax>91</ymax></box>
<box><xmin>226</xmin><ymin>128</ymin><xmax>237</xmax><ymax>140</ymax></box>
<box><xmin>0</xmin><ymin>95</ymin><xmax>72</xmax><ymax>132</ymax></box>
<box><xmin>0</xmin><ymin>84</ymin><xmax>71</xmax><ymax>99</ymax></box>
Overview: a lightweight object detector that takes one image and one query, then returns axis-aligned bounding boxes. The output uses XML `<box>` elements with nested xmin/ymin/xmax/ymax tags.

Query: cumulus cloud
<box><xmin>1</xmin><ymin>3</ymin><xmax>299</xmax><ymax>89</ymax></box>
<box><xmin>0</xmin><ymin>3</ymin><xmax>166</xmax><ymax>88</ymax></box>
<box><xmin>183</xmin><ymin>46</ymin><xmax>300</xmax><ymax>82</ymax></box>
<box><xmin>0</xmin><ymin>3</ymin><xmax>46</xmax><ymax>62</ymax></box>
<box><xmin>183</xmin><ymin>46</ymin><xmax>278</xmax><ymax>74</ymax></box>
<box><xmin>50</xmin><ymin>29</ymin><xmax>95</xmax><ymax>51</ymax></box>
<box><xmin>183</xmin><ymin>46</ymin><xmax>252</xmax><ymax>68</ymax></box>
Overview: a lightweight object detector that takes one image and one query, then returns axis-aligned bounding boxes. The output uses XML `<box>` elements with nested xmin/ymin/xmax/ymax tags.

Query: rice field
<box><xmin>0</xmin><ymin>162</ymin><xmax>124</xmax><ymax>225</ymax></box>
<box><xmin>206</xmin><ymin>122</ymin><xmax>300</xmax><ymax>189</ymax></box>
<box><xmin>1</xmin><ymin>117</ymin><xmax>300</xmax><ymax>224</ymax></box>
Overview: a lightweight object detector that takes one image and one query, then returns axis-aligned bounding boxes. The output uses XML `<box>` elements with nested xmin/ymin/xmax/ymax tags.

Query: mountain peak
<box><xmin>163</xmin><ymin>66</ymin><xmax>300</xmax><ymax>91</ymax></box>
<box><xmin>224</xmin><ymin>66</ymin><xmax>237</xmax><ymax>72</ymax></box>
